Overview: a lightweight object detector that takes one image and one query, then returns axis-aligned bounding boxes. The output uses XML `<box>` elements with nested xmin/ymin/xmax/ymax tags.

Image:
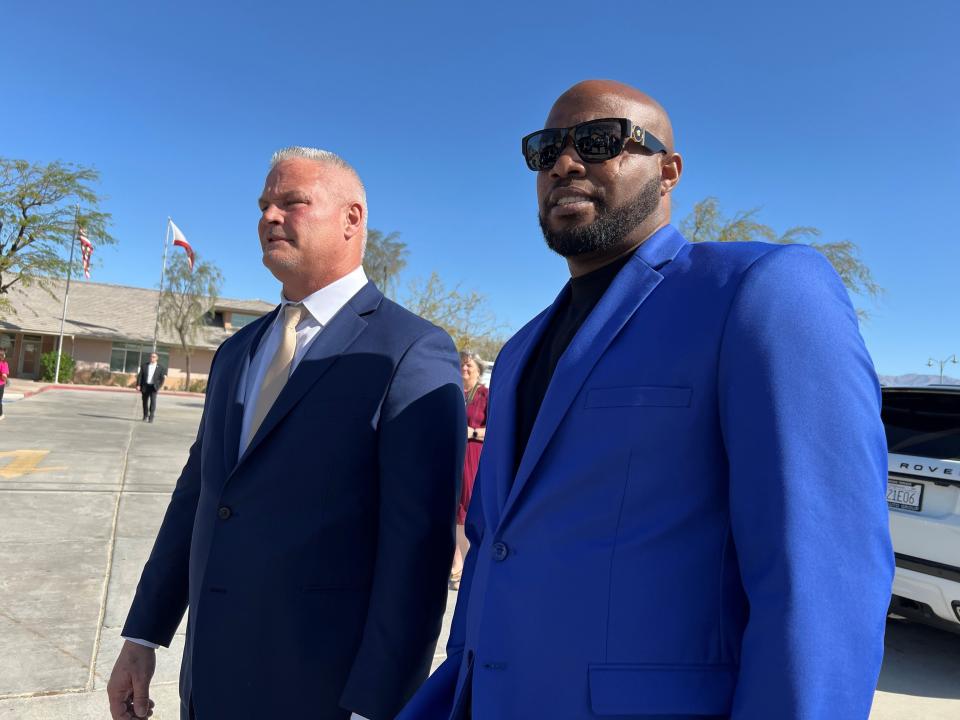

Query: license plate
<box><xmin>887</xmin><ymin>478</ymin><xmax>924</xmax><ymax>512</ymax></box>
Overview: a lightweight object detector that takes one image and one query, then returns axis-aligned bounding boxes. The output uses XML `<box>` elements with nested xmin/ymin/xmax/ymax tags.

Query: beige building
<box><xmin>0</xmin><ymin>279</ymin><xmax>273</xmax><ymax>388</ymax></box>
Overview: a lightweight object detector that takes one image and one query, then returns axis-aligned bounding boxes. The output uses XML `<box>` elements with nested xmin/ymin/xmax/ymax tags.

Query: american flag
<box><xmin>78</xmin><ymin>226</ymin><xmax>93</xmax><ymax>279</ymax></box>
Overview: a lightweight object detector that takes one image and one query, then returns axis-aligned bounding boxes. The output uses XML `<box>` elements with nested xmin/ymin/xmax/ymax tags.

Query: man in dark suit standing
<box><xmin>107</xmin><ymin>147</ymin><xmax>465</xmax><ymax>720</ymax></box>
<box><xmin>135</xmin><ymin>352</ymin><xmax>166</xmax><ymax>423</ymax></box>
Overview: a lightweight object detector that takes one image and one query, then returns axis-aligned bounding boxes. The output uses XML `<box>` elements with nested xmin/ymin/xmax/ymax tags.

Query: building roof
<box><xmin>0</xmin><ymin>278</ymin><xmax>275</xmax><ymax>350</ymax></box>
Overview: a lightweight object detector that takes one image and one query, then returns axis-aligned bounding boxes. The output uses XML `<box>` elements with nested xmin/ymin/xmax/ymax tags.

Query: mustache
<box><xmin>544</xmin><ymin>183</ymin><xmax>605</xmax><ymax>209</ymax></box>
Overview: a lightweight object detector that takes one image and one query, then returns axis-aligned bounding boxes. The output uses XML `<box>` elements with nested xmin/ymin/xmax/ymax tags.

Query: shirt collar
<box><xmin>279</xmin><ymin>265</ymin><xmax>368</xmax><ymax>327</ymax></box>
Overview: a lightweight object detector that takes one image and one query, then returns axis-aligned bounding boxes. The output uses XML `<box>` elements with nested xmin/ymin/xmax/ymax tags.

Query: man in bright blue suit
<box><xmin>399</xmin><ymin>81</ymin><xmax>893</xmax><ymax>719</ymax></box>
<box><xmin>108</xmin><ymin>147</ymin><xmax>465</xmax><ymax>720</ymax></box>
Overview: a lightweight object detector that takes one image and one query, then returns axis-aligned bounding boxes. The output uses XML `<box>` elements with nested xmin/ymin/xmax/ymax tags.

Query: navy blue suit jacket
<box><xmin>123</xmin><ymin>281</ymin><xmax>466</xmax><ymax>720</ymax></box>
<box><xmin>400</xmin><ymin>226</ymin><xmax>893</xmax><ymax>719</ymax></box>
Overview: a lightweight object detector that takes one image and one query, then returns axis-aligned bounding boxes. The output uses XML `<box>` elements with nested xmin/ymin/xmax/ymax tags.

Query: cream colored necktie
<box><xmin>246</xmin><ymin>303</ymin><xmax>305</xmax><ymax>446</ymax></box>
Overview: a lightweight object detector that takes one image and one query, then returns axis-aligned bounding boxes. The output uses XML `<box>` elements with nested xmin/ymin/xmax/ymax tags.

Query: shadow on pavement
<box><xmin>877</xmin><ymin>618</ymin><xmax>960</xmax><ymax>699</ymax></box>
<box><xmin>76</xmin><ymin>413</ymin><xmax>140</xmax><ymax>422</ymax></box>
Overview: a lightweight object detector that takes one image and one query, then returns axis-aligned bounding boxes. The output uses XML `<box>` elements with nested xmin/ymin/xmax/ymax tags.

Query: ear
<box><xmin>660</xmin><ymin>152</ymin><xmax>683</xmax><ymax>194</ymax></box>
<box><xmin>343</xmin><ymin>201</ymin><xmax>364</xmax><ymax>241</ymax></box>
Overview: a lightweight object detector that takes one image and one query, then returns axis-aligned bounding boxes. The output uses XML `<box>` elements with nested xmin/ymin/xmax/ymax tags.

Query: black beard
<box><xmin>539</xmin><ymin>176</ymin><xmax>661</xmax><ymax>258</ymax></box>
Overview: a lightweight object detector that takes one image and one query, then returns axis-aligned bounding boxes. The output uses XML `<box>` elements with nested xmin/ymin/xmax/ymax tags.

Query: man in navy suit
<box><xmin>400</xmin><ymin>81</ymin><xmax>893</xmax><ymax>719</ymax></box>
<box><xmin>108</xmin><ymin>147</ymin><xmax>465</xmax><ymax>720</ymax></box>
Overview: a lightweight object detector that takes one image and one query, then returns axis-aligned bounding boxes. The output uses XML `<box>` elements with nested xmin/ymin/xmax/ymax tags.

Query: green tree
<box><xmin>680</xmin><ymin>197</ymin><xmax>881</xmax><ymax>316</ymax></box>
<box><xmin>0</xmin><ymin>158</ymin><xmax>115</xmax><ymax>316</ymax></box>
<box><xmin>469</xmin><ymin>334</ymin><xmax>508</xmax><ymax>365</ymax></box>
<box><xmin>40</xmin><ymin>350</ymin><xmax>74</xmax><ymax>383</ymax></box>
<box><xmin>362</xmin><ymin>229</ymin><xmax>408</xmax><ymax>298</ymax></box>
<box><xmin>403</xmin><ymin>272</ymin><xmax>506</xmax><ymax>357</ymax></box>
<box><xmin>159</xmin><ymin>253</ymin><xmax>224</xmax><ymax>390</ymax></box>
<box><xmin>363</xmin><ymin>228</ymin><xmax>506</xmax><ymax>360</ymax></box>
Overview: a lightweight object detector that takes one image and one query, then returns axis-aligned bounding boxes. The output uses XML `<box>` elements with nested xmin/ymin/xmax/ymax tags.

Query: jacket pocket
<box><xmin>588</xmin><ymin>663</ymin><xmax>735</xmax><ymax>716</ymax></box>
<box><xmin>585</xmin><ymin>386</ymin><xmax>692</xmax><ymax>408</ymax></box>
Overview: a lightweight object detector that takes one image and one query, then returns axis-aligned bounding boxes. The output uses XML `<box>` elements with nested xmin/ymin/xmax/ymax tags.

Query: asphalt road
<box><xmin>0</xmin><ymin>389</ymin><xmax>956</xmax><ymax>719</ymax></box>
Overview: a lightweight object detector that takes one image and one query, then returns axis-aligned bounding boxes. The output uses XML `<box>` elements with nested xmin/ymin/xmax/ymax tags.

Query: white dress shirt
<box><xmin>125</xmin><ymin>267</ymin><xmax>371</xmax><ymax>719</ymax></box>
<box><xmin>146</xmin><ymin>362</ymin><xmax>157</xmax><ymax>385</ymax></box>
<box><xmin>238</xmin><ymin>265</ymin><xmax>368</xmax><ymax>457</ymax></box>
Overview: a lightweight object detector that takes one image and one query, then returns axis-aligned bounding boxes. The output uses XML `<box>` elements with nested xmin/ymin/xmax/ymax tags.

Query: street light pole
<box><xmin>927</xmin><ymin>354</ymin><xmax>958</xmax><ymax>384</ymax></box>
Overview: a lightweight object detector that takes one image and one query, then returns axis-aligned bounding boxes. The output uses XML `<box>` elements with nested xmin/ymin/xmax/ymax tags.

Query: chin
<box><xmin>263</xmin><ymin>249</ymin><xmax>297</xmax><ymax>269</ymax></box>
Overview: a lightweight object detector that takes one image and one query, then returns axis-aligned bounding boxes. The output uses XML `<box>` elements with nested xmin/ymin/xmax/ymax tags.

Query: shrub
<box><xmin>40</xmin><ymin>351</ymin><xmax>75</xmax><ymax>382</ymax></box>
<box><xmin>90</xmin><ymin>368</ymin><xmax>113</xmax><ymax>385</ymax></box>
<box><xmin>188</xmin><ymin>378</ymin><xmax>208</xmax><ymax>393</ymax></box>
<box><xmin>71</xmin><ymin>367</ymin><xmax>115</xmax><ymax>385</ymax></box>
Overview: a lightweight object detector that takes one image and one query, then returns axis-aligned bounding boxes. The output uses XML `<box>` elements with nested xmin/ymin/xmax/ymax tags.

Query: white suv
<box><xmin>882</xmin><ymin>386</ymin><xmax>960</xmax><ymax>631</ymax></box>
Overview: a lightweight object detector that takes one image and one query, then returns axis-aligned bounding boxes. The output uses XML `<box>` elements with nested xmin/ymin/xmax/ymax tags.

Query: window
<box><xmin>110</xmin><ymin>343</ymin><xmax>170</xmax><ymax>373</ymax></box>
<box><xmin>230</xmin><ymin>312</ymin><xmax>261</xmax><ymax>328</ymax></box>
<box><xmin>203</xmin><ymin>311</ymin><xmax>225</xmax><ymax>327</ymax></box>
<box><xmin>882</xmin><ymin>391</ymin><xmax>960</xmax><ymax>461</ymax></box>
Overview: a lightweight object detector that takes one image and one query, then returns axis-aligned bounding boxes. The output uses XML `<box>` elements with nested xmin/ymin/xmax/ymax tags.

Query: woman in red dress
<box><xmin>450</xmin><ymin>351</ymin><xmax>488</xmax><ymax>590</ymax></box>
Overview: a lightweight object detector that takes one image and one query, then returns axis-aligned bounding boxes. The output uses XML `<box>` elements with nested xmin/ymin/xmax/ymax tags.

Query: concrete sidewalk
<box><xmin>0</xmin><ymin>390</ymin><xmax>198</xmax><ymax>718</ymax></box>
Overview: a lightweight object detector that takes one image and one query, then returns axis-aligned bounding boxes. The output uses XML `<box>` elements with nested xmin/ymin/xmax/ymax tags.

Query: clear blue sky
<box><xmin>3</xmin><ymin>0</ymin><xmax>958</xmax><ymax>376</ymax></box>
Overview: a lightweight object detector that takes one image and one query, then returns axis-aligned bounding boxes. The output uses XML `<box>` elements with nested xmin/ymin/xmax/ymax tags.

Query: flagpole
<box><xmin>54</xmin><ymin>205</ymin><xmax>80</xmax><ymax>384</ymax></box>
<box><xmin>152</xmin><ymin>218</ymin><xmax>171</xmax><ymax>353</ymax></box>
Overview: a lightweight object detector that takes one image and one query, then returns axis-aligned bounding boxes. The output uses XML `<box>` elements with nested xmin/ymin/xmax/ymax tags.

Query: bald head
<box><xmin>548</xmin><ymin>80</ymin><xmax>675</xmax><ymax>152</ymax></box>
<box><xmin>535</xmin><ymin>79</ymin><xmax>683</xmax><ymax>276</ymax></box>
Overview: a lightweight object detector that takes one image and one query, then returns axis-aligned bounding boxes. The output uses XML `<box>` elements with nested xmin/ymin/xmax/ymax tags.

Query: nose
<box><xmin>261</xmin><ymin>203</ymin><xmax>283</xmax><ymax>225</ymax></box>
<box><xmin>549</xmin><ymin>136</ymin><xmax>586</xmax><ymax>179</ymax></box>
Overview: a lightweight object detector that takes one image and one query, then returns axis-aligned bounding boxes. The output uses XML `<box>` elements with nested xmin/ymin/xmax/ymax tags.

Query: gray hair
<box><xmin>459</xmin><ymin>351</ymin><xmax>486</xmax><ymax>376</ymax></box>
<box><xmin>269</xmin><ymin>146</ymin><xmax>368</xmax><ymax>252</ymax></box>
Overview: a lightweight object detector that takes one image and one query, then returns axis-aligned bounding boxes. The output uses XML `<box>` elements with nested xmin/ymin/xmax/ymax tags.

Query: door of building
<box><xmin>19</xmin><ymin>336</ymin><xmax>41</xmax><ymax>379</ymax></box>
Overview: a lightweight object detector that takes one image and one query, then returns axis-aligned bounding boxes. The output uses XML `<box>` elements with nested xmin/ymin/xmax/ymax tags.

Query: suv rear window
<box><xmin>882</xmin><ymin>390</ymin><xmax>960</xmax><ymax>460</ymax></box>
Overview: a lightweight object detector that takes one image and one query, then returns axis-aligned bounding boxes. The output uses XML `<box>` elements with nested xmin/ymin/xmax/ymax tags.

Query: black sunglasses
<box><xmin>522</xmin><ymin>117</ymin><xmax>666</xmax><ymax>172</ymax></box>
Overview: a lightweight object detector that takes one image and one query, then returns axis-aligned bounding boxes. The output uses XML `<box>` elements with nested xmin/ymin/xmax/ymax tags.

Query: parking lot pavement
<box><xmin>0</xmin><ymin>389</ymin><xmax>956</xmax><ymax>718</ymax></box>
<box><xmin>873</xmin><ymin>618</ymin><xmax>960</xmax><ymax>719</ymax></box>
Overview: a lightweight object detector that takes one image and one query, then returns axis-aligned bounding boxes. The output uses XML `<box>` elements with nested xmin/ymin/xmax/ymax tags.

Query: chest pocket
<box><xmin>586</xmin><ymin>385</ymin><xmax>692</xmax><ymax>409</ymax></box>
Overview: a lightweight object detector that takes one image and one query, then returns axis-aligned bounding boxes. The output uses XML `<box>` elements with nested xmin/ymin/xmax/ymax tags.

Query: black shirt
<box><xmin>514</xmin><ymin>249</ymin><xmax>637</xmax><ymax>474</ymax></box>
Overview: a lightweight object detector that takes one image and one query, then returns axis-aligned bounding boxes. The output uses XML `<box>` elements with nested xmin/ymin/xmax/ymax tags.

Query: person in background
<box><xmin>0</xmin><ymin>348</ymin><xmax>9</xmax><ymax>420</ymax></box>
<box><xmin>450</xmin><ymin>351</ymin><xmax>488</xmax><ymax>590</ymax></box>
<box><xmin>135</xmin><ymin>352</ymin><xmax>167</xmax><ymax>423</ymax></box>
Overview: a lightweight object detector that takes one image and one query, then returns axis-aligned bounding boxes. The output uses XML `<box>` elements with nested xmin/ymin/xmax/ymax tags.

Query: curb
<box><xmin>16</xmin><ymin>384</ymin><xmax>206</xmax><ymax>401</ymax></box>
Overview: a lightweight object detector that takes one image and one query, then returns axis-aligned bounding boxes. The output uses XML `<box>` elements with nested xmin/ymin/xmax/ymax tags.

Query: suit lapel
<box><xmin>486</xmin><ymin>294</ymin><xmax>568</xmax><ymax>517</ymax></box>
<box><xmin>230</xmin><ymin>282</ymin><xmax>382</xmax><ymax>473</ymax></box>
<box><xmin>499</xmin><ymin>225</ymin><xmax>687</xmax><ymax>525</ymax></box>
<box><xmin>222</xmin><ymin>306</ymin><xmax>280</xmax><ymax>473</ymax></box>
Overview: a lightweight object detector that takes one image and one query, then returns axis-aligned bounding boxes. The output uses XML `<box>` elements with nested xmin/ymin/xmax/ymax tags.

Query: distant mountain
<box><xmin>879</xmin><ymin>373</ymin><xmax>960</xmax><ymax>387</ymax></box>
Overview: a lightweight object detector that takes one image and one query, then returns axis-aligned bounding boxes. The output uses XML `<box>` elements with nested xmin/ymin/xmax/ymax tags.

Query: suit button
<box><xmin>217</xmin><ymin>506</ymin><xmax>232</xmax><ymax>520</ymax></box>
<box><xmin>492</xmin><ymin>541</ymin><xmax>509</xmax><ymax>561</ymax></box>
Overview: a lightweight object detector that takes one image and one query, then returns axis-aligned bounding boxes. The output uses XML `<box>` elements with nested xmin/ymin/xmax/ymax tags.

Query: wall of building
<box><xmin>3</xmin><ymin>333</ymin><xmax>220</xmax><ymax>385</ymax></box>
<box><xmin>72</xmin><ymin>337</ymin><xmax>113</xmax><ymax>371</ymax></box>
<box><xmin>166</xmin><ymin>348</ymin><xmax>215</xmax><ymax>388</ymax></box>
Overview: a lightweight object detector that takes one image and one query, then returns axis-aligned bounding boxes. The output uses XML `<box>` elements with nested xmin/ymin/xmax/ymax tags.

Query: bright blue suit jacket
<box><xmin>123</xmin><ymin>281</ymin><xmax>466</xmax><ymax>720</ymax></box>
<box><xmin>400</xmin><ymin>226</ymin><xmax>893</xmax><ymax>719</ymax></box>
